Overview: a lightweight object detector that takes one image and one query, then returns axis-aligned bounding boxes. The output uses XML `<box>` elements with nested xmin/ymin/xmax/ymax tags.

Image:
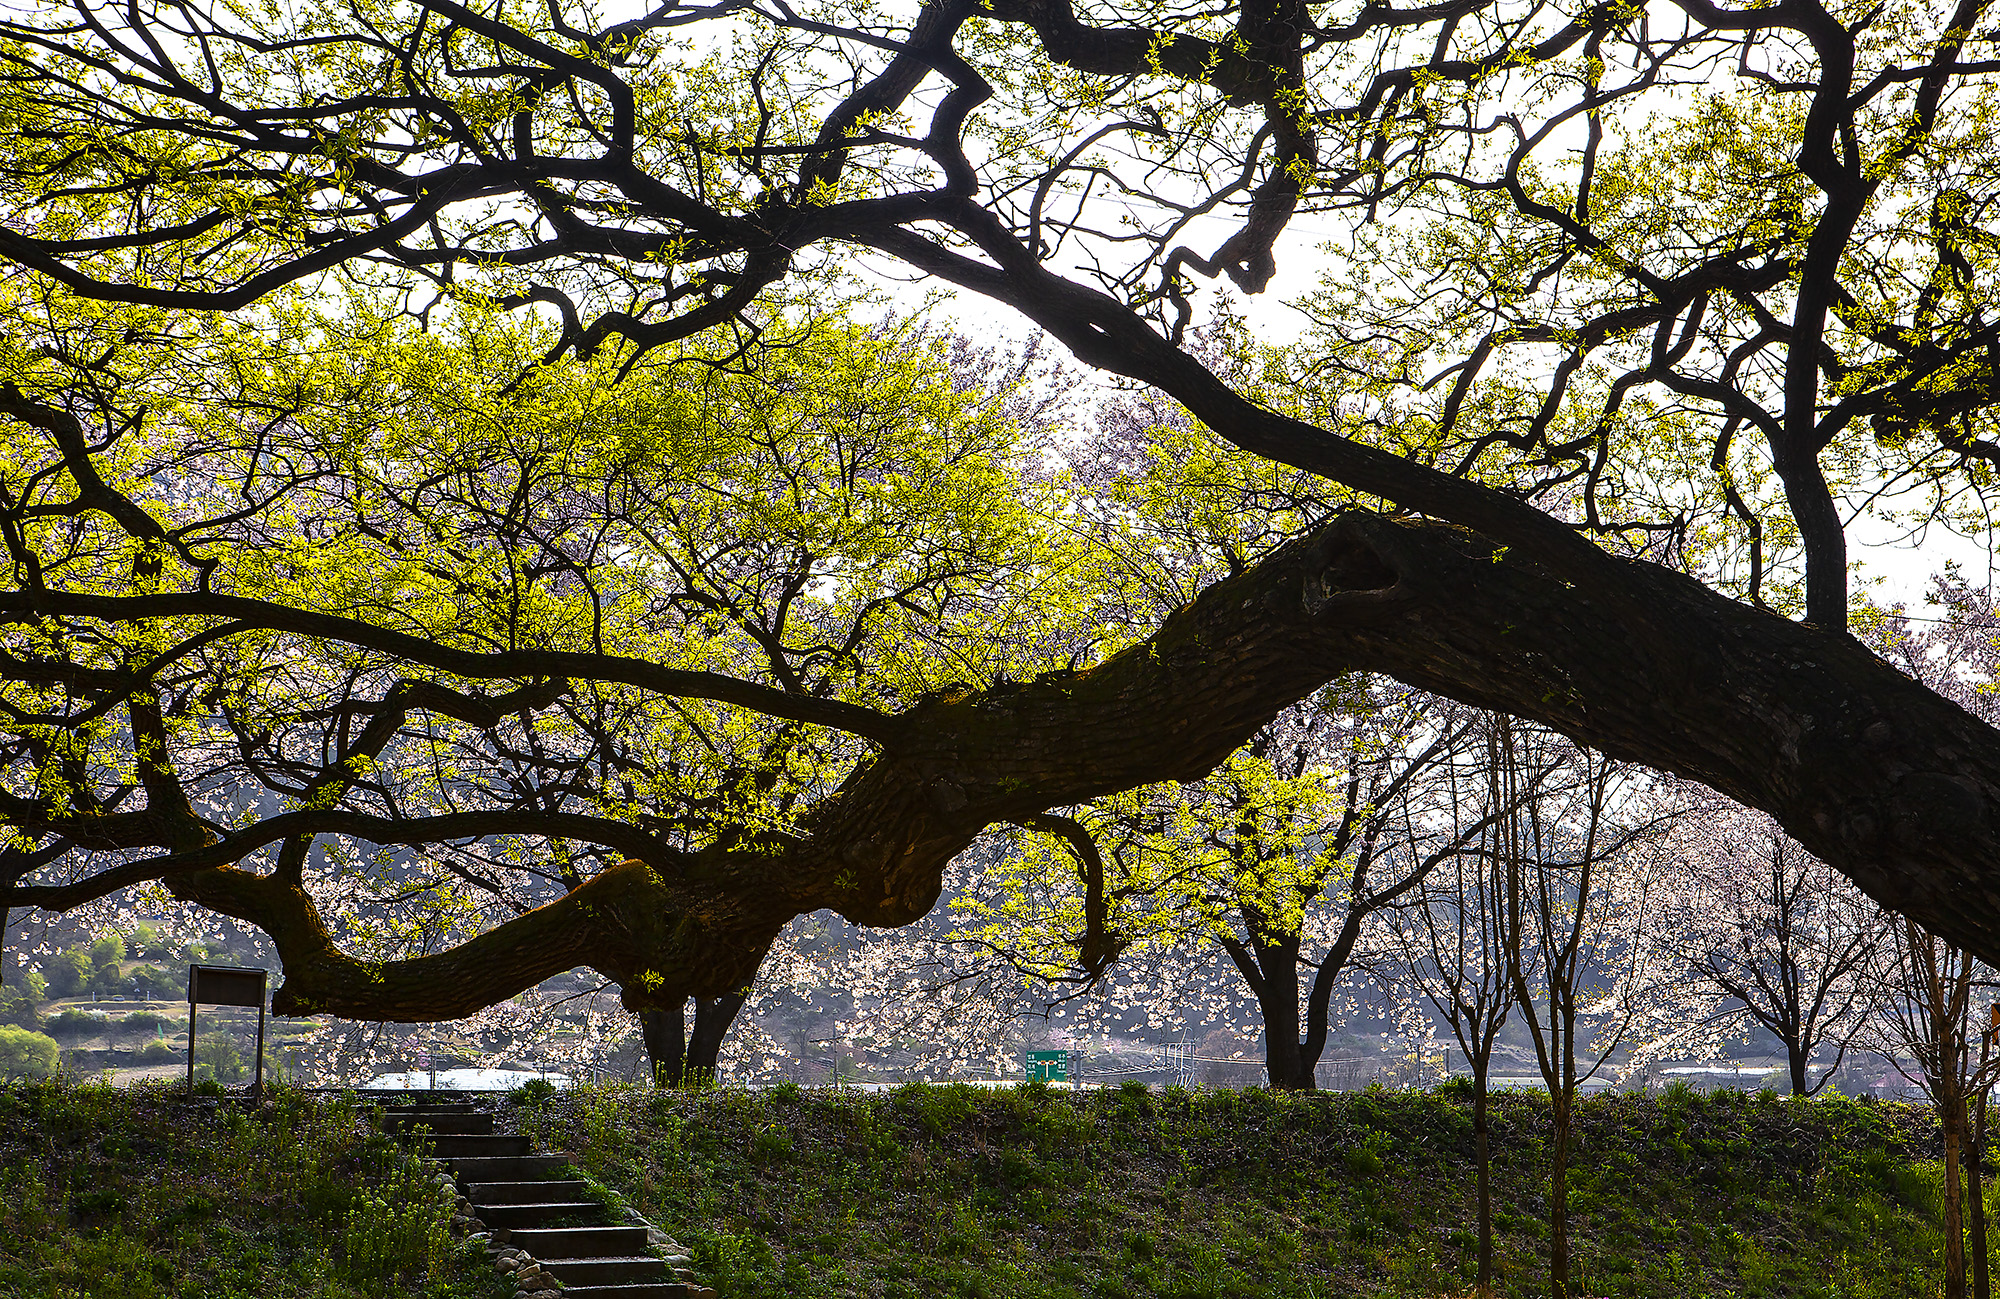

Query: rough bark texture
<box><xmin>1249</xmin><ymin>939</ymin><xmax>1307</xmax><ymax>1091</ymax></box>
<box><xmin>638</xmin><ymin>992</ymin><xmax>747</xmax><ymax>1087</ymax></box>
<box><xmin>639</xmin><ymin>1005</ymin><xmax>687</xmax><ymax>1087</ymax></box>
<box><xmin>1294</xmin><ymin>515</ymin><xmax>2000</xmax><ymax>968</ymax></box>
<box><xmin>1975</xmin><ymin>1092</ymin><xmax>1991</xmax><ymax>1299</ymax></box>
<box><xmin>1949</xmin><ymin>1110</ymin><xmax>1969</xmax><ymax>1299</ymax></box>
<box><xmin>1474</xmin><ymin>1074</ymin><xmax>1494</xmax><ymax>1299</ymax></box>
<box><xmin>228</xmin><ymin>511</ymin><xmax>1377</xmax><ymax>1018</ymax></box>
<box><xmin>686</xmin><ymin>992</ymin><xmax>747</xmax><ymax>1080</ymax></box>
<box><xmin>1549</xmin><ymin>1092</ymin><xmax>1573</xmax><ymax>1299</ymax></box>
<box><xmin>9</xmin><ymin>0</ymin><xmax>2000</xmax><ymax>1033</ymax></box>
<box><xmin>1219</xmin><ymin>929</ymin><xmax>1314</xmax><ymax>1091</ymax></box>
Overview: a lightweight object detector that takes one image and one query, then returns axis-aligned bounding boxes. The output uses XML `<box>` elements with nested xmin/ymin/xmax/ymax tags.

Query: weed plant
<box><xmin>337</xmin><ymin>1152</ymin><xmax>453</xmax><ymax>1283</ymax></box>
<box><xmin>504</xmin><ymin>1079</ymin><xmax>1986</xmax><ymax>1299</ymax></box>
<box><xmin>0</xmin><ymin>1077</ymin><xmax>502</xmax><ymax>1299</ymax></box>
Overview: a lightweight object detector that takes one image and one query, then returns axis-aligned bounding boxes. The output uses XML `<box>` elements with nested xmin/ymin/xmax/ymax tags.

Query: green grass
<box><xmin>0</xmin><ymin>1079</ymin><xmax>505</xmax><ymax>1299</ymax></box>
<box><xmin>505</xmin><ymin>1079</ymin><xmax>1988</xmax><ymax>1299</ymax></box>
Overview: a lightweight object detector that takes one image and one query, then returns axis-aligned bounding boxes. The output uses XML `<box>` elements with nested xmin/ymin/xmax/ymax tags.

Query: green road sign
<box><xmin>1027</xmin><ymin>1050</ymin><xmax>1068</xmax><ymax>1082</ymax></box>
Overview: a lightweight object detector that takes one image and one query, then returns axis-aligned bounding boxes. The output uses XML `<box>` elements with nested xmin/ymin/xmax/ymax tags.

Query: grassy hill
<box><xmin>0</xmin><ymin>1076</ymin><xmax>1983</xmax><ymax>1299</ymax></box>
<box><xmin>505</xmin><ymin>1080</ymin><xmax>1972</xmax><ymax>1299</ymax></box>
<box><xmin>0</xmin><ymin>1080</ymin><xmax>503</xmax><ymax>1299</ymax></box>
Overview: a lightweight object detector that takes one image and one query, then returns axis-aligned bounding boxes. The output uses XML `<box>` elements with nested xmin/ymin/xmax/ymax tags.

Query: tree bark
<box><xmin>1549</xmin><ymin>1089</ymin><xmax>1572</xmax><ymax>1299</ymax></box>
<box><xmin>1975</xmin><ymin>1087</ymin><xmax>1990</xmax><ymax>1299</ymax></box>
<box><xmin>116</xmin><ymin>514</ymin><xmax>1394</xmax><ymax>1019</ymax></box>
<box><xmin>15</xmin><ymin>0</ymin><xmax>2000</xmax><ymax>1033</ymax></box>
<box><xmin>639</xmin><ymin>1004</ymin><xmax>686</xmax><ymax>1089</ymax></box>
<box><xmin>1474</xmin><ymin>1065</ymin><xmax>1495</xmax><ymax>1299</ymax></box>
<box><xmin>1951</xmin><ymin>1102</ymin><xmax>1970</xmax><ymax>1299</ymax></box>
<box><xmin>1232</xmin><ymin>931</ymin><xmax>1315</xmax><ymax>1091</ymax></box>
<box><xmin>686</xmin><ymin>990</ymin><xmax>748</xmax><ymax>1079</ymax></box>
<box><xmin>639</xmin><ymin>991</ymin><xmax>748</xmax><ymax>1087</ymax></box>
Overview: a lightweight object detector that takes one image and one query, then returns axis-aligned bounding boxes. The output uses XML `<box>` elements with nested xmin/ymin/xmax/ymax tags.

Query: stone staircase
<box><xmin>382</xmin><ymin>1100</ymin><xmax>709</xmax><ymax>1299</ymax></box>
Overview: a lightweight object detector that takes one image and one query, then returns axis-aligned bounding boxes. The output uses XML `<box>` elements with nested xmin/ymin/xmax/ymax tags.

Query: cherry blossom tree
<box><xmin>1655</xmin><ymin>795</ymin><xmax>1882</xmax><ymax>1095</ymax></box>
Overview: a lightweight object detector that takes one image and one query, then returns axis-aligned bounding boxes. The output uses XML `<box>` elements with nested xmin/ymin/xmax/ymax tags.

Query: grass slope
<box><xmin>0</xmin><ymin>1080</ymin><xmax>504</xmax><ymax>1299</ymax></box>
<box><xmin>509</xmin><ymin>1079</ymin><xmax>1980</xmax><ymax>1299</ymax></box>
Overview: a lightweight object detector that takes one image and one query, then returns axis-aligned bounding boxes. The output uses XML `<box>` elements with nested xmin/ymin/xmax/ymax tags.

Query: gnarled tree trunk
<box><xmin>22</xmin><ymin>511</ymin><xmax>2000</xmax><ymax>1025</ymax></box>
<box><xmin>639</xmin><ymin>990</ymin><xmax>749</xmax><ymax>1088</ymax></box>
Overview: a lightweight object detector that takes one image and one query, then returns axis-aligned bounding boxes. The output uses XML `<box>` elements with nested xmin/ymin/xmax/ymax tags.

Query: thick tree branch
<box><xmin>0</xmin><ymin>589</ymin><xmax>904</xmax><ymax>743</ymax></box>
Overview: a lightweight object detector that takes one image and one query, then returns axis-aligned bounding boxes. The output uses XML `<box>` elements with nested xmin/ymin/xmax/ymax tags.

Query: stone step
<box><xmin>506</xmin><ymin>1225</ymin><xmax>650</xmax><ymax>1257</ymax></box>
<box><xmin>473</xmin><ymin>1201</ymin><xmax>611</xmax><ymax>1230</ymax></box>
<box><xmin>541</xmin><ymin>1256</ymin><xmax>671</xmax><ymax>1286</ymax></box>
<box><xmin>446</xmin><ymin>1153</ymin><xmax>572</xmax><ymax>1181</ymax></box>
<box><xmin>382</xmin><ymin>1098</ymin><xmax>477</xmax><ymax>1107</ymax></box>
<box><xmin>466</xmin><ymin>1179</ymin><xmax>592</xmax><ymax>1205</ymax></box>
<box><xmin>383</xmin><ymin>1109</ymin><xmax>494</xmax><ymax>1135</ymax></box>
<box><xmin>425</xmin><ymin>1133</ymin><xmax>530</xmax><ymax>1159</ymax></box>
<box><xmin>559</xmin><ymin>1285</ymin><xmax>707</xmax><ymax>1299</ymax></box>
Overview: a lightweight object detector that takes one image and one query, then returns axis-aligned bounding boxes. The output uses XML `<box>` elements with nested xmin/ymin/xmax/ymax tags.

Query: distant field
<box><xmin>19</xmin><ymin>1000</ymin><xmax>329</xmax><ymax>1087</ymax></box>
<box><xmin>506</xmin><ymin>1080</ymin><xmax>1973</xmax><ymax>1299</ymax></box>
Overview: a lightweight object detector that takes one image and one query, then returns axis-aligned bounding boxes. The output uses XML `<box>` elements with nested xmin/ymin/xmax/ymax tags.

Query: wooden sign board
<box><xmin>185</xmin><ymin>964</ymin><xmax>270</xmax><ymax>1096</ymax></box>
<box><xmin>188</xmin><ymin>964</ymin><xmax>267</xmax><ymax>1007</ymax></box>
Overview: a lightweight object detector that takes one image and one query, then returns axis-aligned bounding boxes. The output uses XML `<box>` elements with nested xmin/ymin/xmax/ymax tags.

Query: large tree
<box><xmin>5</xmin><ymin>0</ymin><xmax>2000</xmax><ymax>1023</ymax></box>
<box><xmin>0</xmin><ymin>285</ymin><xmax>1376</xmax><ymax>1031</ymax></box>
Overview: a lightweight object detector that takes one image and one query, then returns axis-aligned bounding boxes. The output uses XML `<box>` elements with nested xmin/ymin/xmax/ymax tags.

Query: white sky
<box><xmin>869</xmin><ymin>245</ymin><xmax>1996</xmax><ymax>620</ymax></box>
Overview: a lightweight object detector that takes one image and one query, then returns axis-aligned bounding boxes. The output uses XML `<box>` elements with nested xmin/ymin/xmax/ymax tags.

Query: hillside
<box><xmin>0</xmin><ymin>1081</ymin><xmax>505</xmax><ymax>1299</ymax></box>
<box><xmin>509</xmin><ymin>1081</ymin><xmax>1971</xmax><ymax>1299</ymax></box>
<box><xmin>0</xmin><ymin>1075</ymin><xmax>1983</xmax><ymax>1299</ymax></box>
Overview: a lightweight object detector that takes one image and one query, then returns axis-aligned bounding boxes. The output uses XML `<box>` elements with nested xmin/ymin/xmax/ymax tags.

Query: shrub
<box><xmin>195</xmin><ymin>1034</ymin><xmax>247</xmax><ymax>1083</ymax></box>
<box><xmin>43</xmin><ymin>948</ymin><xmax>91</xmax><ymax>999</ymax></box>
<box><xmin>689</xmin><ymin>1230</ymin><xmax>780</xmax><ymax>1295</ymax></box>
<box><xmin>1116</xmin><ymin>1077</ymin><xmax>1154</xmax><ymax>1120</ymax></box>
<box><xmin>90</xmin><ymin>933</ymin><xmax>126</xmax><ymax>969</ymax></box>
<box><xmin>126</xmin><ymin>922</ymin><xmax>165</xmax><ymax>959</ymax></box>
<box><xmin>0</xmin><ymin>1026</ymin><xmax>58</xmax><ymax>1080</ymax></box>
<box><xmin>898</xmin><ymin>1081</ymin><xmax>977</xmax><ymax>1135</ymax></box>
<box><xmin>750</xmin><ymin>1125</ymin><xmax>795</xmax><ymax>1162</ymax></box>
<box><xmin>129</xmin><ymin>965</ymin><xmax>177</xmax><ymax>998</ymax></box>
<box><xmin>339</xmin><ymin>1158</ymin><xmax>451</xmax><ymax>1283</ymax></box>
<box><xmin>1660</xmin><ymin>1078</ymin><xmax>1702</xmax><ymax>1113</ymax></box>
<box><xmin>137</xmin><ymin>1040</ymin><xmax>176</xmax><ymax>1064</ymax></box>
<box><xmin>1343</xmin><ymin>1132</ymin><xmax>1391</xmax><ymax>1179</ymax></box>
<box><xmin>0</xmin><ymin>987</ymin><xmax>41</xmax><ymax>1031</ymax></box>
<box><xmin>46</xmin><ymin>1009</ymin><xmax>108</xmax><ymax>1041</ymax></box>
<box><xmin>87</xmin><ymin>960</ymin><xmax>130</xmax><ymax>997</ymax></box>
<box><xmin>510</xmin><ymin>1078</ymin><xmax>558</xmax><ymax>1105</ymax></box>
<box><xmin>118</xmin><ymin>1010</ymin><xmax>169</xmax><ymax>1036</ymax></box>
